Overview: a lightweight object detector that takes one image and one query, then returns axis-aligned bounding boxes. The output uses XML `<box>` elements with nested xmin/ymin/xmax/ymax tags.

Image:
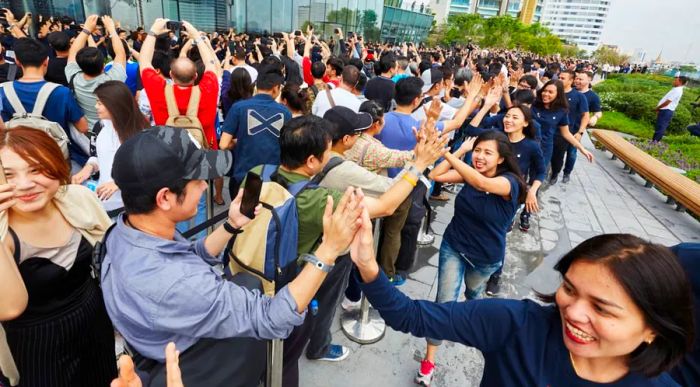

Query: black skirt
<box><xmin>4</xmin><ymin>279</ymin><xmax>117</xmax><ymax>387</ymax></box>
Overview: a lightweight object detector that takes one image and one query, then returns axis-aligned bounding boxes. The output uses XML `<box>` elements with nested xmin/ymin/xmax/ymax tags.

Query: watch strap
<box><xmin>223</xmin><ymin>221</ymin><xmax>243</xmax><ymax>234</ymax></box>
<box><xmin>301</xmin><ymin>254</ymin><xmax>334</xmax><ymax>273</ymax></box>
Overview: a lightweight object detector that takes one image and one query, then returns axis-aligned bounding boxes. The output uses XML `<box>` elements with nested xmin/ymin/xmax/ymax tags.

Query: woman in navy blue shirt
<box><xmin>348</xmin><ymin>222</ymin><xmax>693</xmax><ymax>387</ymax></box>
<box><xmin>532</xmin><ymin>80</ymin><xmax>594</xmax><ymax>170</ymax></box>
<box><xmin>467</xmin><ymin>88</ymin><xmax>546</xmax><ymax>295</ymax></box>
<box><xmin>414</xmin><ymin>130</ymin><xmax>526</xmax><ymax>385</ymax></box>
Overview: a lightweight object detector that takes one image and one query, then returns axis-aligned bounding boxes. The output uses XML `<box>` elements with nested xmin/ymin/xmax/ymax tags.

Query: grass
<box><xmin>594</xmin><ymin>111</ymin><xmax>700</xmax><ymax>182</ymax></box>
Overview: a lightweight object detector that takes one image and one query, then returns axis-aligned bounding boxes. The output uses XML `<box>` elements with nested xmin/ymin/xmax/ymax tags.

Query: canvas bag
<box><xmin>164</xmin><ymin>84</ymin><xmax>208</xmax><ymax>148</ymax></box>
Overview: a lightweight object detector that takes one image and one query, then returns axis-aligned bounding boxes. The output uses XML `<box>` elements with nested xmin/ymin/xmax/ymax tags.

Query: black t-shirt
<box><xmin>46</xmin><ymin>56</ymin><xmax>69</xmax><ymax>86</ymax></box>
<box><xmin>364</xmin><ymin>76</ymin><xmax>395</xmax><ymax>112</ymax></box>
<box><xmin>0</xmin><ymin>62</ymin><xmax>22</xmax><ymax>83</ymax></box>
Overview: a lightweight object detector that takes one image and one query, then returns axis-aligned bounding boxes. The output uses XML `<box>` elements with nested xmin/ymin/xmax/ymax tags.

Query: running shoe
<box><xmin>341</xmin><ymin>296</ymin><xmax>361</xmax><ymax>312</ymax></box>
<box><xmin>519</xmin><ymin>213</ymin><xmax>530</xmax><ymax>232</ymax></box>
<box><xmin>313</xmin><ymin>344</ymin><xmax>350</xmax><ymax>362</ymax></box>
<box><xmin>389</xmin><ymin>274</ymin><xmax>406</xmax><ymax>286</ymax></box>
<box><xmin>415</xmin><ymin>359</ymin><xmax>435</xmax><ymax>386</ymax></box>
<box><xmin>562</xmin><ymin>174</ymin><xmax>571</xmax><ymax>184</ymax></box>
<box><xmin>485</xmin><ymin>275</ymin><xmax>501</xmax><ymax>297</ymax></box>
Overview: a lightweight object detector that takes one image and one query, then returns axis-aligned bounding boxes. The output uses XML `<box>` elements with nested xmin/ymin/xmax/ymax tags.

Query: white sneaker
<box><xmin>341</xmin><ymin>296</ymin><xmax>361</xmax><ymax>312</ymax></box>
<box><xmin>417</xmin><ymin>230</ymin><xmax>435</xmax><ymax>246</ymax></box>
<box><xmin>414</xmin><ymin>359</ymin><xmax>435</xmax><ymax>386</ymax></box>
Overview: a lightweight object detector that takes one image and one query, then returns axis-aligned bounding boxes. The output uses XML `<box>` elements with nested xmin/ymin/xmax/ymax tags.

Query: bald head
<box><xmin>341</xmin><ymin>65</ymin><xmax>360</xmax><ymax>89</ymax></box>
<box><xmin>170</xmin><ymin>58</ymin><xmax>198</xmax><ymax>86</ymax></box>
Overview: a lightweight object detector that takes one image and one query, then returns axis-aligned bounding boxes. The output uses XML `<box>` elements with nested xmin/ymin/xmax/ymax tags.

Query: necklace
<box><xmin>569</xmin><ymin>352</ymin><xmax>579</xmax><ymax>375</ymax></box>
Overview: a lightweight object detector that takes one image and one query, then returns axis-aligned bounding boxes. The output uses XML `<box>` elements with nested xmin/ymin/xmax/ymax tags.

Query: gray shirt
<box><xmin>65</xmin><ymin>61</ymin><xmax>127</xmax><ymax>128</ymax></box>
<box><xmin>100</xmin><ymin>215</ymin><xmax>305</xmax><ymax>361</ymax></box>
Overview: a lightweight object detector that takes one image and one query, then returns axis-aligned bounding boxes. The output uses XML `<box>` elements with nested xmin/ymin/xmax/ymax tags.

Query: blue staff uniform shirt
<box><xmin>511</xmin><ymin>138</ymin><xmax>546</xmax><ymax>183</ymax></box>
<box><xmin>360</xmin><ymin>272</ymin><xmax>680</xmax><ymax>387</ymax></box>
<box><xmin>222</xmin><ymin>94</ymin><xmax>291</xmax><ymax>182</ymax></box>
<box><xmin>443</xmin><ymin>173</ymin><xmax>520</xmax><ymax>266</ymax></box>
<box><xmin>531</xmin><ymin>105</ymin><xmax>568</xmax><ymax>165</ymax></box>
<box><xmin>479</xmin><ymin>113</ymin><xmax>542</xmax><ymax>141</ymax></box>
<box><xmin>0</xmin><ymin>80</ymin><xmax>86</xmax><ymax>164</ymax></box>
<box><xmin>377</xmin><ymin>111</ymin><xmax>444</xmax><ymax>178</ymax></box>
<box><xmin>584</xmin><ymin>90</ymin><xmax>602</xmax><ymax>114</ymax></box>
<box><xmin>670</xmin><ymin>243</ymin><xmax>700</xmax><ymax>386</ymax></box>
<box><xmin>559</xmin><ymin>89</ymin><xmax>588</xmax><ymax>135</ymax></box>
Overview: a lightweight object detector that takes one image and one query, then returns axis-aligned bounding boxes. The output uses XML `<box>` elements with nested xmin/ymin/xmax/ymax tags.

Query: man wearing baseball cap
<box><xmin>99</xmin><ymin>126</ymin><xmax>361</xmax><ymax>387</ymax></box>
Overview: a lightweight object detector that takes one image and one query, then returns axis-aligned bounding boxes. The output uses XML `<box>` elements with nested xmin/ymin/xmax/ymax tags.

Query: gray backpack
<box><xmin>2</xmin><ymin>81</ymin><xmax>70</xmax><ymax>159</ymax></box>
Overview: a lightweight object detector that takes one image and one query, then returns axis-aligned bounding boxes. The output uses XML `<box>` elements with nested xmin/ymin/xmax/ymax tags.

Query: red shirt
<box><xmin>302</xmin><ymin>57</ymin><xmax>339</xmax><ymax>89</ymax></box>
<box><xmin>142</xmin><ymin>68</ymin><xmax>220</xmax><ymax>149</ymax></box>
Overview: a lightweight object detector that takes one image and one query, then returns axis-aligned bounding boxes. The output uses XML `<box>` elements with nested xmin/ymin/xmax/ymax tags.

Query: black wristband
<box><xmin>223</xmin><ymin>221</ymin><xmax>243</xmax><ymax>234</ymax></box>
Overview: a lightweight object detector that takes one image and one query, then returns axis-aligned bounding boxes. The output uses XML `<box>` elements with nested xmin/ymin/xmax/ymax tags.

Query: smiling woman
<box><xmin>352</xmin><ymin>233</ymin><xmax>694</xmax><ymax>387</ymax></box>
<box><xmin>0</xmin><ymin>127</ymin><xmax>116</xmax><ymax>386</ymax></box>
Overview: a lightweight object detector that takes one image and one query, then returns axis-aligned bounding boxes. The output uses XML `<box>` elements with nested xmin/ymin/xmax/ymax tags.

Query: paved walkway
<box><xmin>298</xmin><ymin>133</ymin><xmax>700</xmax><ymax>386</ymax></box>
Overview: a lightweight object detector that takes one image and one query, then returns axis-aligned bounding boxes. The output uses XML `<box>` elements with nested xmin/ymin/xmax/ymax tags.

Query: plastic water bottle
<box><xmin>86</xmin><ymin>180</ymin><xmax>98</xmax><ymax>192</ymax></box>
<box><xmin>310</xmin><ymin>299</ymin><xmax>319</xmax><ymax>316</ymax></box>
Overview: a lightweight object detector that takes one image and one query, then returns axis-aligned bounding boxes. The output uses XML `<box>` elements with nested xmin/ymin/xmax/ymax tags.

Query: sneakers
<box><xmin>485</xmin><ymin>275</ymin><xmax>501</xmax><ymax>297</ymax></box>
<box><xmin>417</xmin><ymin>230</ymin><xmax>435</xmax><ymax>246</ymax></box>
<box><xmin>562</xmin><ymin>174</ymin><xmax>571</xmax><ymax>184</ymax></box>
<box><xmin>549</xmin><ymin>175</ymin><xmax>558</xmax><ymax>185</ymax></box>
<box><xmin>388</xmin><ymin>274</ymin><xmax>406</xmax><ymax>286</ymax></box>
<box><xmin>341</xmin><ymin>296</ymin><xmax>361</xmax><ymax>312</ymax></box>
<box><xmin>415</xmin><ymin>359</ymin><xmax>435</xmax><ymax>386</ymax></box>
<box><xmin>314</xmin><ymin>344</ymin><xmax>350</xmax><ymax>362</ymax></box>
<box><xmin>429</xmin><ymin>193</ymin><xmax>449</xmax><ymax>201</ymax></box>
<box><xmin>519</xmin><ymin>213</ymin><xmax>530</xmax><ymax>232</ymax></box>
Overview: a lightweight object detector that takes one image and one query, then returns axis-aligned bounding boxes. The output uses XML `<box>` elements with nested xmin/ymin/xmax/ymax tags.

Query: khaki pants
<box><xmin>378</xmin><ymin>196</ymin><xmax>412</xmax><ymax>277</ymax></box>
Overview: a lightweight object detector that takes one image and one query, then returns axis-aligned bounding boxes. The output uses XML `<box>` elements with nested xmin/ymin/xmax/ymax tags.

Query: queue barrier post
<box><xmin>266</xmin><ymin>339</ymin><xmax>284</xmax><ymax>387</ymax></box>
<box><xmin>341</xmin><ymin>218</ymin><xmax>386</xmax><ymax>344</ymax></box>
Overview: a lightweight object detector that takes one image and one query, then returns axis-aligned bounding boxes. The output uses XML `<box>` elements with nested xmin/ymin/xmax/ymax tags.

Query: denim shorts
<box><xmin>427</xmin><ymin>239</ymin><xmax>502</xmax><ymax>346</ymax></box>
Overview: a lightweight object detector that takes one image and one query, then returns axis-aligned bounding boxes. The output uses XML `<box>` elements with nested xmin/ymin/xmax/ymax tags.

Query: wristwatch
<box><xmin>301</xmin><ymin>254</ymin><xmax>334</xmax><ymax>273</ymax></box>
<box><xmin>223</xmin><ymin>221</ymin><xmax>243</xmax><ymax>234</ymax></box>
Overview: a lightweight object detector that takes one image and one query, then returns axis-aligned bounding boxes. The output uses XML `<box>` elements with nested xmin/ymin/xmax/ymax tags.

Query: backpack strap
<box><xmin>310</xmin><ymin>84</ymin><xmax>319</xmax><ymax>96</ymax></box>
<box><xmin>412</xmin><ymin>96</ymin><xmax>433</xmax><ymax>113</ymax></box>
<box><xmin>164</xmin><ymin>84</ymin><xmax>181</xmax><ymax>117</ymax></box>
<box><xmin>325</xmin><ymin>88</ymin><xmax>336</xmax><ymax>108</ymax></box>
<box><xmin>91</xmin><ymin>222</ymin><xmax>118</xmax><ymax>283</ymax></box>
<box><xmin>32</xmin><ymin>82</ymin><xmax>60</xmax><ymax>116</ymax></box>
<box><xmin>186</xmin><ymin>86</ymin><xmax>201</xmax><ymax>117</ymax></box>
<box><xmin>310</xmin><ymin>156</ymin><xmax>344</xmax><ymax>185</ymax></box>
<box><xmin>2</xmin><ymin>81</ymin><xmax>26</xmax><ymax>114</ymax></box>
<box><xmin>69</xmin><ymin>72</ymin><xmax>80</xmax><ymax>91</ymax></box>
<box><xmin>7</xmin><ymin>64</ymin><xmax>17</xmax><ymax>81</ymax></box>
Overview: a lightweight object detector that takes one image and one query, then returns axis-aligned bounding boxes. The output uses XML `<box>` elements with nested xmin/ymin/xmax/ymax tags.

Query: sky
<box><xmin>600</xmin><ymin>0</ymin><xmax>700</xmax><ymax>64</ymax></box>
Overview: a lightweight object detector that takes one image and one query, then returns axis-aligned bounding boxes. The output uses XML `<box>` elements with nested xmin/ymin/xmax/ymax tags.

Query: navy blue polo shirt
<box><xmin>559</xmin><ymin>89</ymin><xmax>589</xmax><ymax>135</ymax></box>
<box><xmin>531</xmin><ymin>105</ymin><xmax>569</xmax><ymax>146</ymax></box>
<box><xmin>360</xmin><ymin>272</ymin><xmax>680</xmax><ymax>387</ymax></box>
<box><xmin>670</xmin><ymin>243</ymin><xmax>700</xmax><ymax>386</ymax></box>
<box><xmin>480</xmin><ymin>112</ymin><xmax>543</xmax><ymax>141</ymax></box>
<box><xmin>584</xmin><ymin>90</ymin><xmax>602</xmax><ymax>113</ymax></box>
<box><xmin>511</xmin><ymin>138</ymin><xmax>546</xmax><ymax>183</ymax></box>
<box><xmin>222</xmin><ymin>94</ymin><xmax>291</xmax><ymax>182</ymax></box>
<box><xmin>443</xmin><ymin>173</ymin><xmax>520</xmax><ymax>265</ymax></box>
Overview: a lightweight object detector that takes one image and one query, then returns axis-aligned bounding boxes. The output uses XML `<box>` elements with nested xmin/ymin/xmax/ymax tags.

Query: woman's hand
<box><xmin>581</xmin><ymin>148</ymin><xmax>594</xmax><ymax>163</ymax></box>
<box><xmin>227</xmin><ymin>189</ymin><xmax>262</xmax><ymax>229</ymax></box>
<box><xmin>349</xmin><ymin>204</ymin><xmax>379</xmax><ymax>282</ymax></box>
<box><xmin>96</xmin><ymin>181</ymin><xmax>119</xmax><ymax>201</ymax></box>
<box><xmin>319</xmin><ymin>187</ymin><xmax>364</xmax><ymax>259</ymax></box>
<box><xmin>525</xmin><ymin>189</ymin><xmax>539</xmax><ymax>213</ymax></box>
<box><xmin>0</xmin><ymin>183</ymin><xmax>16</xmax><ymax>212</ymax></box>
<box><xmin>72</xmin><ymin>165</ymin><xmax>94</xmax><ymax>185</ymax></box>
<box><xmin>458</xmin><ymin>136</ymin><xmax>477</xmax><ymax>154</ymax></box>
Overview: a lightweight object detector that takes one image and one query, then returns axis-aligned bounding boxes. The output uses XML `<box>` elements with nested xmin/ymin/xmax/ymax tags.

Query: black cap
<box><xmin>323</xmin><ymin>106</ymin><xmax>373</xmax><ymax>136</ymax></box>
<box><xmin>112</xmin><ymin>126</ymin><xmax>232</xmax><ymax>193</ymax></box>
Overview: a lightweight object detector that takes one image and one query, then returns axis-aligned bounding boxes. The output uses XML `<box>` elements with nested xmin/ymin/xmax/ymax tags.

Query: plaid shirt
<box><xmin>345</xmin><ymin>133</ymin><xmax>413</xmax><ymax>175</ymax></box>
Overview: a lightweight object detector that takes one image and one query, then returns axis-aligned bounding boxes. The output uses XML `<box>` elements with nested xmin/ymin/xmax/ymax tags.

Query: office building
<box><xmin>430</xmin><ymin>0</ymin><xmax>543</xmax><ymax>24</ymax></box>
<box><xmin>540</xmin><ymin>0</ymin><xmax>611</xmax><ymax>50</ymax></box>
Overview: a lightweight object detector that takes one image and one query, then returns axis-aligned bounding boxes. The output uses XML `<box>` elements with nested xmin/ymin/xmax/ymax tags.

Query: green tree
<box><xmin>360</xmin><ymin>9</ymin><xmax>380</xmax><ymax>41</ymax></box>
<box><xmin>593</xmin><ymin>46</ymin><xmax>631</xmax><ymax>66</ymax></box>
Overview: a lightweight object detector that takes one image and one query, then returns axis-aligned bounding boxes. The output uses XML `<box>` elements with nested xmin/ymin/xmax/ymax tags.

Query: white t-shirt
<box><xmin>86</xmin><ymin>120</ymin><xmax>123</xmax><ymax>212</ymax></box>
<box><xmin>658</xmin><ymin>86</ymin><xmax>684</xmax><ymax>111</ymax></box>
<box><xmin>312</xmin><ymin>87</ymin><xmax>362</xmax><ymax>117</ymax></box>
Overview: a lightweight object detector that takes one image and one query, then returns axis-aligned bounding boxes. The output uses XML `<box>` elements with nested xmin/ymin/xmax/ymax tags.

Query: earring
<box><xmin>646</xmin><ymin>338</ymin><xmax>654</xmax><ymax>345</ymax></box>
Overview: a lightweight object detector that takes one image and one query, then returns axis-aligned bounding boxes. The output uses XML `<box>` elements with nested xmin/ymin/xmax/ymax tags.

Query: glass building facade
<box><xmin>0</xmin><ymin>0</ymin><xmax>431</xmax><ymax>43</ymax></box>
<box><xmin>381</xmin><ymin>5</ymin><xmax>433</xmax><ymax>43</ymax></box>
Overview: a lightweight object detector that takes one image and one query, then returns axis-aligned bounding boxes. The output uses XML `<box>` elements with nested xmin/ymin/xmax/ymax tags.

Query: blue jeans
<box><xmin>427</xmin><ymin>239</ymin><xmax>503</xmax><ymax>346</ymax></box>
<box><xmin>176</xmin><ymin>192</ymin><xmax>208</xmax><ymax>239</ymax></box>
<box><xmin>563</xmin><ymin>145</ymin><xmax>577</xmax><ymax>176</ymax></box>
<box><xmin>653</xmin><ymin>109</ymin><xmax>674</xmax><ymax>142</ymax></box>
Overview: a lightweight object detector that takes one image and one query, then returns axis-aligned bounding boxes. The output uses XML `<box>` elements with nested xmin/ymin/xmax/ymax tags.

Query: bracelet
<box><xmin>81</xmin><ymin>28</ymin><xmax>91</xmax><ymax>36</ymax></box>
<box><xmin>402</xmin><ymin>173</ymin><xmax>418</xmax><ymax>187</ymax></box>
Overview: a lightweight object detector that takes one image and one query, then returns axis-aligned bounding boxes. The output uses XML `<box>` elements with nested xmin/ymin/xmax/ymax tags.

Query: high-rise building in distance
<box><xmin>540</xmin><ymin>0</ymin><xmax>612</xmax><ymax>51</ymax></box>
<box><xmin>430</xmin><ymin>0</ymin><xmax>543</xmax><ymax>24</ymax></box>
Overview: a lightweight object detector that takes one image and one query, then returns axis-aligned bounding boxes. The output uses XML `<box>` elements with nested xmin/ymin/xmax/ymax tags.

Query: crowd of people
<box><xmin>0</xmin><ymin>10</ymin><xmax>698</xmax><ymax>387</ymax></box>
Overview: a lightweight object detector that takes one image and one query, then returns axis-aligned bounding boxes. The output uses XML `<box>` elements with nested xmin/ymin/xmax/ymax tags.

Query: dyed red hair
<box><xmin>0</xmin><ymin>127</ymin><xmax>71</xmax><ymax>185</ymax></box>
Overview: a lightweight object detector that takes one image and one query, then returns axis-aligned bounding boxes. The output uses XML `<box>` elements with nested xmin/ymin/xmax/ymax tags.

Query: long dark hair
<box><xmin>227</xmin><ymin>67</ymin><xmax>254</xmax><ymax>106</ymax></box>
<box><xmin>473</xmin><ymin>130</ymin><xmax>526</xmax><ymax>204</ymax></box>
<box><xmin>281</xmin><ymin>83</ymin><xmax>310</xmax><ymax>115</ymax></box>
<box><xmin>538</xmin><ymin>234</ymin><xmax>694</xmax><ymax>378</ymax></box>
<box><xmin>94</xmin><ymin>81</ymin><xmax>149</xmax><ymax>143</ymax></box>
<box><xmin>505</xmin><ymin>104</ymin><xmax>537</xmax><ymax>140</ymax></box>
<box><xmin>535</xmin><ymin>80</ymin><xmax>568</xmax><ymax>112</ymax></box>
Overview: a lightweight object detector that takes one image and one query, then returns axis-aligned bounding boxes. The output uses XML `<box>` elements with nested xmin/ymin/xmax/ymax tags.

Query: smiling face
<box><xmin>471</xmin><ymin>139</ymin><xmax>503</xmax><ymax>176</ymax></box>
<box><xmin>541</xmin><ymin>84</ymin><xmax>558</xmax><ymax>105</ymax></box>
<box><xmin>575</xmin><ymin>73</ymin><xmax>590</xmax><ymax>90</ymax></box>
<box><xmin>555</xmin><ymin>260</ymin><xmax>655</xmax><ymax>361</ymax></box>
<box><xmin>503</xmin><ymin>107</ymin><xmax>528</xmax><ymax>135</ymax></box>
<box><xmin>0</xmin><ymin>148</ymin><xmax>60</xmax><ymax>214</ymax></box>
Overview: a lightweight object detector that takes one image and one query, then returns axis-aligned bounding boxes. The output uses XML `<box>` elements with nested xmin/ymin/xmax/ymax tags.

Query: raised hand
<box><xmin>320</xmin><ymin>187</ymin><xmax>364</xmax><ymax>257</ymax></box>
<box><xmin>228</xmin><ymin>189</ymin><xmax>262</xmax><ymax>229</ymax></box>
<box><xmin>84</xmin><ymin>14</ymin><xmax>99</xmax><ymax>33</ymax></box>
<box><xmin>424</xmin><ymin>97</ymin><xmax>442</xmax><ymax>123</ymax></box>
<box><xmin>483</xmin><ymin>86</ymin><xmax>502</xmax><ymax>107</ymax></box>
<box><xmin>349</xmin><ymin>204</ymin><xmax>378</xmax><ymax>282</ymax></box>
<box><xmin>0</xmin><ymin>183</ymin><xmax>16</xmax><ymax>213</ymax></box>
<box><xmin>110</xmin><ymin>354</ymin><xmax>142</xmax><ymax>387</ymax></box>
<box><xmin>149</xmin><ymin>18</ymin><xmax>169</xmax><ymax>35</ymax></box>
<box><xmin>466</xmin><ymin>73</ymin><xmax>484</xmax><ymax>97</ymax></box>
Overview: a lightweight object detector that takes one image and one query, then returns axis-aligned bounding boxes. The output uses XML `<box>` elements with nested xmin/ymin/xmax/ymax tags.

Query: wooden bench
<box><xmin>591</xmin><ymin>129</ymin><xmax>700</xmax><ymax>216</ymax></box>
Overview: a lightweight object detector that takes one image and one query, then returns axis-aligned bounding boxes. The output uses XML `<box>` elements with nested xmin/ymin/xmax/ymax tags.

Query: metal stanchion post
<box><xmin>341</xmin><ymin>219</ymin><xmax>386</xmax><ymax>344</ymax></box>
<box><xmin>266</xmin><ymin>339</ymin><xmax>283</xmax><ymax>387</ymax></box>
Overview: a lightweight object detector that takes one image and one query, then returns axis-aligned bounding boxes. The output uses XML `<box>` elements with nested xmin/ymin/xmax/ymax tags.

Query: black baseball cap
<box><xmin>323</xmin><ymin>106</ymin><xmax>373</xmax><ymax>137</ymax></box>
<box><xmin>112</xmin><ymin>126</ymin><xmax>232</xmax><ymax>193</ymax></box>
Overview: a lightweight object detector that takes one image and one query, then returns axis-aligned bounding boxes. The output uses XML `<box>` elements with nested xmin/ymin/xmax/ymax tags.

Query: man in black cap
<box><xmin>100</xmin><ymin>126</ymin><xmax>362</xmax><ymax>387</ymax></box>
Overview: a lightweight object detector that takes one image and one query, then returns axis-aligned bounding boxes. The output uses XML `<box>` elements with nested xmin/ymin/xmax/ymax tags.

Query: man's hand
<box><xmin>466</xmin><ymin>73</ymin><xmax>484</xmax><ymax>97</ymax></box>
<box><xmin>150</xmin><ymin>18</ymin><xmax>169</xmax><ymax>35</ymax></box>
<box><xmin>111</xmin><ymin>355</ymin><xmax>142</xmax><ymax>387</ymax></box>
<box><xmin>483</xmin><ymin>86</ymin><xmax>501</xmax><ymax>107</ymax></box>
<box><xmin>2</xmin><ymin>8</ymin><xmax>16</xmax><ymax>24</ymax></box>
<box><xmin>413</xmin><ymin>130</ymin><xmax>449</xmax><ymax>170</ymax></box>
<box><xmin>228</xmin><ymin>189</ymin><xmax>261</xmax><ymax>229</ymax></box>
<box><xmin>182</xmin><ymin>21</ymin><xmax>200</xmax><ymax>39</ymax></box>
<box><xmin>101</xmin><ymin>15</ymin><xmax>117</xmax><ymax>35</ymax></box>
<box><xmin>424</xmin><ymin>97</ymin><xmax>442</xmax><ymax>122</ymax></box>
<box><xmin>84</xmin><ymin>14</ymin><xmax>99</xmax><ymax>33</ymax></box>
<box><xmin>589</xmin><ymin>116</ymin><xmax>598</xmax><ymax>127</ymax></box>
<box><xmin>349</xmin><ymin>204</ymin><xmax>379</xmax><ymax>282</ymax></box>
<box><xmin>318</xmin><ymin>187</ymin><xmax>364</xmax><ymax>260</ymax></box>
